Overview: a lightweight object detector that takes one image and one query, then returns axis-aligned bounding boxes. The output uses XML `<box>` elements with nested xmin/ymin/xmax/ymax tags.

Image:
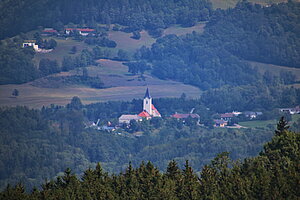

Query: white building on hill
<box><xmin>118</xmin><ymin>88</ymin><xmax>161</xmax><ymax>124</ymax></box>
<box><xmin>138</xmin><ymin>88</ymin><xmax>161</xmax><ymax>119</ymax></box>
<box><xmin>22</xmin><ymin>40</ymin><xmax>39</xmax><ymax>51</ymax></box>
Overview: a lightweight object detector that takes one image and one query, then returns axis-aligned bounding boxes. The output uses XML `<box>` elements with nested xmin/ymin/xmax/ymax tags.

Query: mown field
<box><xmin>0</xmin><ymin>24</ymin><xmax>207</xmax><ymax>108</ymax></box>
<box><xmin>249</xmin><ymin>61</ymin><xmax>300</xmax><ymax>82</ymax></box>
<box><xmin>0</xmin><ymin>59</ymin><xmax>201</xmax><ymax>108</ymax></box>
<box><xmin>240</xmin><ymin>114</ymin><xmax>300</xmax><ymax>129</ymax></box>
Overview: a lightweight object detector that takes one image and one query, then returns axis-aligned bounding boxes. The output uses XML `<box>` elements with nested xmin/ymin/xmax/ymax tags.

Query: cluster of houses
<box><xmin>85</xmin><ymin>88</ymin><xmax>201</xmax><ymax>132</ymax></box>
<box><xmin>22</xmin><ymin>40</ymin><xmax>53</xmax><ymax>53</ymax></box>
<box><xmin>40</xmin><ymin>27</ymin><xmax>96</xmax><ymax>37</ymax></box>
<box><xmin>22</xmin><ymin>27</ymin><xmax>96</xmax><ymax>51</ymax></box>
<box><xmin>279</xmin><ymin>106</ymin><xmax>300</xmax><ymax>115</ymax></box>
<box><xmin>214</xmin><ymin>111</ymin><xmax>263</xmax><ymax>127</ymax></box>
<box><xmin>85</xmin><ymin>88</ymin><xmax>300</xmax><ymax>132</ymax></box>
<box><xmin>118</xmin><ymin>88</ymin><xmax>201</xmax><ymax>125</ymax></box>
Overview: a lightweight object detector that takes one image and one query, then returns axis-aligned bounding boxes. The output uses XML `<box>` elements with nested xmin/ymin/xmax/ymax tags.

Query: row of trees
<box><xmin>1</xmin><ymin>118</ymin><xmax>299</xmax><ymax>199</ymax></box>
<box><xmin>1</xmin><ymin>96</ymin><xmax>289</xmax><ymax>190</ymax></box>
<box><xmin>128</xmin><ymin>1</ymin><xmax>300</xmax><ymax>89</ymax></box>
<box><xmin>0</xmin><ymin>0</ymin><xmax>212</xmax><ymax>39</ymax></box>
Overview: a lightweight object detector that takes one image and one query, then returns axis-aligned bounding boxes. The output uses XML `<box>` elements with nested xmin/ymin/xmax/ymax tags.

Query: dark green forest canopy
<box><xmin>0</xmin><ymin>101</ymin><xmax>276</xmax><ymax>191</ymax></box>
<box><xmin>1</xmin><ymin>117</ymin><xmax>299</xmax><ymax>199</ymax></box>
<box><xmin>206</xmin><ymin>0</ymin><xmax>300</xmax><ymax>67</ymax></box>
<box><xmin>0</xmin><ymin>40</ymin><xmax>38</xmax><ymax>84</ymax></box>
<box><xmin>132</xmin><ymin>1</ymin><xmax>300</xmax><ymax>90</ymax></box>
<box><xmin>0</xmin><ymin>0</ymin><xmax>212</xmax><ymax>39</ymax></box>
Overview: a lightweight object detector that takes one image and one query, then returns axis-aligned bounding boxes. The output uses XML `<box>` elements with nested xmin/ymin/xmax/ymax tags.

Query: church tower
<box><xmin>143</xmin><ymin>88</ymin><xmax>152</xmax><ymax>116</ymax></box>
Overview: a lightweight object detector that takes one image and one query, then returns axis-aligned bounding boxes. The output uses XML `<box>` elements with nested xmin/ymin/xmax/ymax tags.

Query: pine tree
<box><xmin>275</xmin><ymin>116</ymin><xmax>290</xmax><ymax>136</ymax></box>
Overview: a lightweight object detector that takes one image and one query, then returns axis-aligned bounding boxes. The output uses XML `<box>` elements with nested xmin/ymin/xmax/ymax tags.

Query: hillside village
<box><xmin>20</xmin><ymin>25</ymin><xmax>300</xmax><ymax>134</ymax></box>
<box><xmin>84</xmin><ymin>88</ymin><xmax>300</xmax><ymax>134</ymax></box>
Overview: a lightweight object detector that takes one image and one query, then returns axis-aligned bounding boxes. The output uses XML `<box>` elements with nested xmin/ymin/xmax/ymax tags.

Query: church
<box><xmin>138</xmin><ymin>88</ymin><xmax>161</xmax><ymax>119</ymax></box>
<box><xmin>118</xmin><ymin>88</ymin><xmax>161</xmax><ymax>124</ymax></box>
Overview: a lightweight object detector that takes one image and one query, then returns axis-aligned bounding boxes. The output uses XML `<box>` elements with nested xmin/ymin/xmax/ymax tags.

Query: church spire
<box><xmin>144</xmin><ymin>88</ymin><xmax>151</xmax><ymax>99</ymax></box>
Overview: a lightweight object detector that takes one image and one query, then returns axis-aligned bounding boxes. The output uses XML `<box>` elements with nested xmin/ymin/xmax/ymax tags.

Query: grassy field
<box><xmin>0</xmin><ymin>60</ymin><xmax>201</xmax><ymax>108</ymax></box>
<box><xmin>239</xmin><ymin>119</ymin><xmax>277</xmax><ymax>129</ymax></box>
<box><xmin>107</xmin><ymin>23</ymin><xmax>205</xmax><ymax>53</ymax></box>
<box><xmin>210</xmin><ymin>0</ymin><xmax>288</xmax><ymax>9</ymax></box>
<box><xmin>249</xmin><ymin>61</ymin><xmax>300</xmax><ymax>82</ymax></box>
<box><xmin>107</xmin><ymin>30</ymin><xmax>155</xmax><ymax>53</ymax></box>
<box><xmin>163</xmin><ymin>23</ymin><xmax>205</xmax><ymax>36</ymax></box>
<box><xmin>0</xmin><ymin>24</ymin><xmax>208</xmax><ymax>108</ymax></box>
<box><xmin>33</xmin><ymin>37</ymin><xmax>92</xmax><ymax>65</ymax></box>
<box><xmin>34</xmin><ymin>23</ymin><xmax>206</xmax><ymax>64</ymax></box>
<box><xmin>239</xmin><ymin>114</ymin><xmax>300</xmax><ymax>129</ymax></box>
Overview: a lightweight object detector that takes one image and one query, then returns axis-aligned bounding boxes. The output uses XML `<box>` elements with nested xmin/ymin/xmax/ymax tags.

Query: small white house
<box><xmin>22</xmin><ymin>40</ymin><xmax>39</xmax><ymax>51</ymax></box>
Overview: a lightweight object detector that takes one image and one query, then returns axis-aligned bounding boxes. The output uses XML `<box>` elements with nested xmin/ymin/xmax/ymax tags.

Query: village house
<box><xmin>220</xmin><ymin>113</ymin><xmax>235</xmax><ymax>121</ymax></box>
<box><xmin>42</xmin><ymin>28</ymin><xmax>58</xmax><ymax>36</ymax></box>
<box><xmin>280</xmin><ymin>106</ymin><xmax>300</xmax><ymax>115</ymax></box>
<box><xmin>22</xmin><ymin>40</ymin><xmax>39</xmax><ymax>51</ymax></box>
<box><xmin>214</xmin><ymin>119</ymin><xmax>228</xmax><ymax>127</ymax></box>
<box><xmin>65</xmin><ymin>28</ymin><xmax>95</xmax><ymax>36</ymax></box>
<box><xmin>243</xmin><ymin>111</ymin><xmax>263</xmax><ymax>119</ymax></box>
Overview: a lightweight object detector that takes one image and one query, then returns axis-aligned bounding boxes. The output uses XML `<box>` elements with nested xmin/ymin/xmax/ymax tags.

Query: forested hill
<box><xmin>0</xmin><ymin>0</ymin><xmax>212</xmax><ymax>39</ymax></box>
<box><xmin>1</xmin><ymin>119</ymin><xmax>299</xmax><ymax>199</ymax></box>
<box><xmin>206</xmin><ymin>0</ymin><xmax>300</xmax><ymax>67</ymax></box>
<box><xmin>131</xmin><ymin>1</ymin><xmax>300</xmax><ymax>90</ymax></box>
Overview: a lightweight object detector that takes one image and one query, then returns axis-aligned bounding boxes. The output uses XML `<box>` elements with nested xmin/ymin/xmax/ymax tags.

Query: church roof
<box><xmin>138</xmin><ymin>111</ymin><xmax>151</xmax><ymax>118</ymax></box>
<box><xmin>152</xmin><ymin>105</ymin><xmax>161</xmax><ymax>117</ymax></box>
<box><xmin>144</xmin><ymin>88</ymin><xmax>151</xmax><ymax>99</ymax></box>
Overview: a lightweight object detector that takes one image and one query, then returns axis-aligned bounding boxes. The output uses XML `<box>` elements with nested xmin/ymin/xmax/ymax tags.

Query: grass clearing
<box><xmin>107</xmin><ymin>31</ymin><xmax>155</xmax><ymax>53</ymax></box>
<box><xmin>239</xmin><ymin>119</ymin><xmax>277</xmax><ymax>129</ymax></box>
<box><xmin>107</xmin><ymin>23</ymin><xmax>205</xmax><ymax>53</ymax></box>
<box><xmin>0</xmin><ymin>59</ymin><xmax>201</xmax><ymax>108</ymax></box>
<box><xmin>0</xmin><ymin>24</ymin><xmax>210</xmax><ymax>108</ymax></box>
<box><xmin>239</xmin><ymin>114</ymin><xmax>300</xmax><ymax>129</ymax></box>
<box><xmin>33</xmin><ymin>37</ymin><xmax>92</xmax><ymax>65</ymax></box>
<box><xmin>163</xmin><ymin>23</ymin><xmax>205</xmax><ymax>36</ymax></box>
<box><xmin>210</xmin><ymin>0</ymin><xmax>288</xmax><ymax>9</ymax></box>
<box><xmin>249</xmin><ymin>61</ymin><xmax>300</xmax><ymax>82</ymax></box>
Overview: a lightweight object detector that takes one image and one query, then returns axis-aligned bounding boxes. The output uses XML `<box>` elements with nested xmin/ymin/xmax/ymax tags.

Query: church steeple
<box><xmin>143</xmin><ymin>88</ymin><xmax>152</xmax><ymax>116</ymax></box>
<box><xmin>144</xmin><ymin>88</ymin><xmax>151</xmax><ymax>99</ymax></box>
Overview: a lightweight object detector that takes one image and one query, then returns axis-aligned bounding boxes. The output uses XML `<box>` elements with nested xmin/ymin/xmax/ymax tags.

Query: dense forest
<box><xmin>0</xmin><ymin>39</ymin><xmax>38</xmax><ymax>84</ymax></box>
<box><xmin>1</xmin><ymin>118</ymin><xmax>299</xmax><ymax>199</ymax></box>
<box><xmin>125</xmin><ymin>1</ymin><xmax>300</xmax><ymax>112</ymax></box>
<box><xmin>0</xmin><ymin>0</ymin><xmax>300</xmax><ymax>197</ymax></box>
<box><xmin>130</xmin><ymin>1</ymin><xmax>299</xmax><ymax>88</ymax></box>
<box><xmin>0</xmin><ymin>0</ymin><xmax>212</xmax><ymax>40</ymax></box>
<box><xmin>0</xmin><ymin>96</ymin><xmax>286</xmax><ymax>191</ymax></box>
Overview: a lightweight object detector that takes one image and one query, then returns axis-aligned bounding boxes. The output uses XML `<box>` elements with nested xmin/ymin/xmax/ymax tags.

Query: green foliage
<box><xmin>1</xmin><ymin>124</ymin><xmax>299</xmax><ymax>199</ymax></box>
<box><xmin>38</xmin><ymin>58</ymin><xmax>59</xmax><ymax>76</ymax></box>
<box><xmin>0</xmin><ymin>100</ymin><xmax>276</xmax><ymax>191</ymax></box>
<box><xmin>11</xmin><ymin>89</ymin><xmax>19</xmax><ymax>97</ymax></box>
<box><xmin>0</xmin><ymin>39</ymin><xmax>38</xmax><ymax>84</ymax></box>
<box><xmin>0</xmin><ymin>0</ymin><xmax>212</xmax><ymax>39</ymax></box>
<box><xmin>201</xmin><ymin>85</ymin><xmax>300</xmax><ymax>112</ymax></box>
<box><xmin>207</xmin><ymin>0</ymin><xmax>300</xmax><ymax>67</ymax></box>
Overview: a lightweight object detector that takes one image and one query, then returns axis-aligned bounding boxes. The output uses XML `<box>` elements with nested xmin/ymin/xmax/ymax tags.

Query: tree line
<box><xmin>0</xmin><ymin>0</ymin><xmax>212</xmax><ymax>39</ymax></box>
<box><xmin>0</xmin><ymin>96</ymin><xmax>288</xmax><ymax>191</ymax></box>
<box><xmin>1</xmin><ymin>118</ymin><xmax>299</xmax><ymax>199</ymax></box>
